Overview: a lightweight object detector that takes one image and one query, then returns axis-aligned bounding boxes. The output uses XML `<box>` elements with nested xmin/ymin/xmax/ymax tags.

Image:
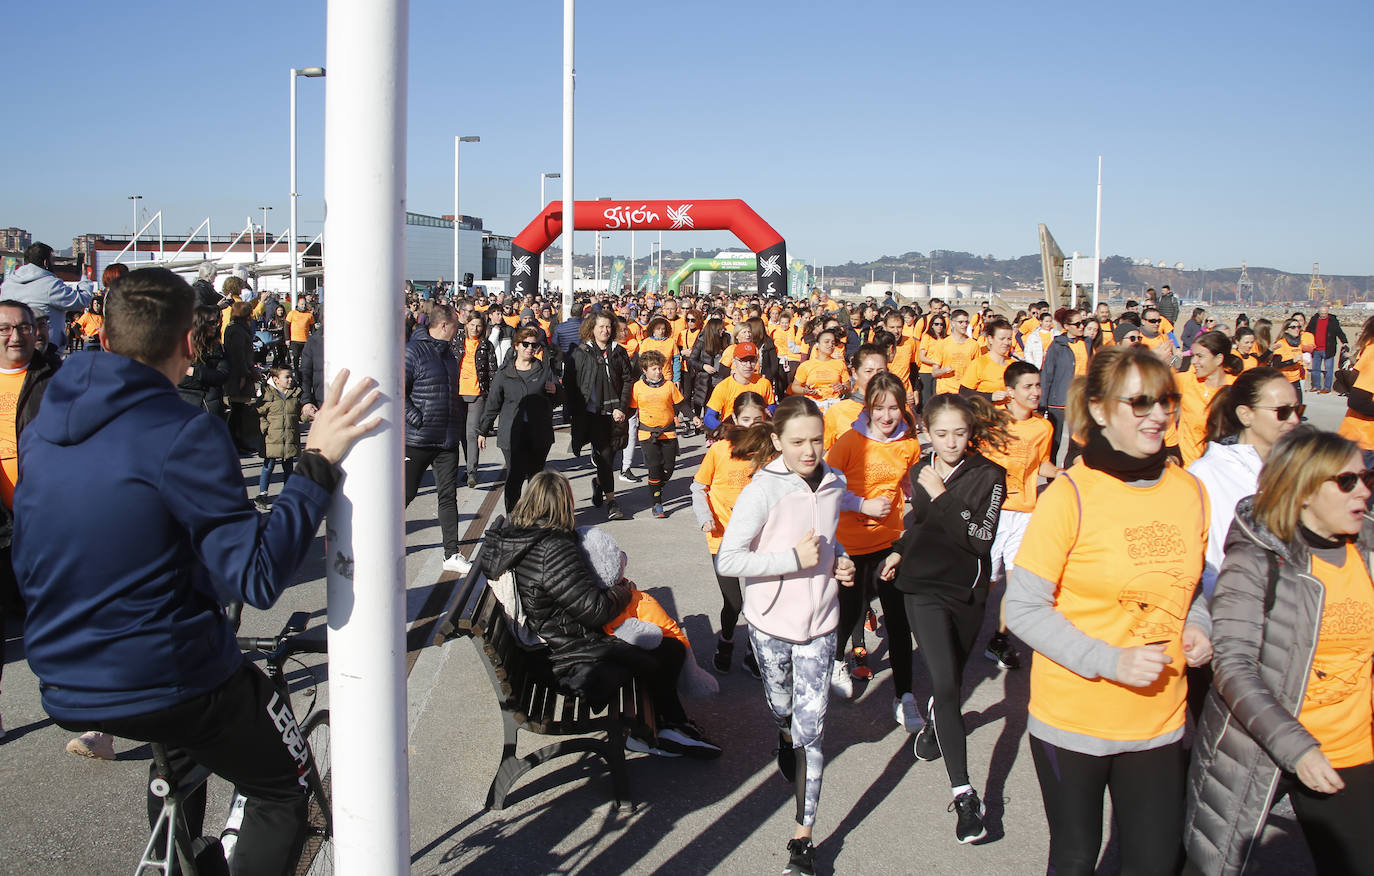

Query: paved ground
<box><xmin>0</xmin><ymin>389</ymin><xmax>1346</xmax><ymax>875</ymax></box>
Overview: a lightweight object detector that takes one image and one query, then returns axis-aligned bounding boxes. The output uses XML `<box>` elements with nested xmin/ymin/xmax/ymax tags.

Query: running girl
<box><xmin>878</xmin><ymin>392</ymin><xmax>1008</xmax><ymax>844</ymax></box>
<box><xmin>717</xmin><ymin>396</ymin><xmax>860</xmax><ymax>876</ymax></box>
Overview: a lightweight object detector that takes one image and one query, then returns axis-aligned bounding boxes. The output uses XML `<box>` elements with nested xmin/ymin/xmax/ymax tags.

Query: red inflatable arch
<box><xmin>508</xmin><ymin>198</ymin><xmax>787</xmax><ymax>299</ymax></box>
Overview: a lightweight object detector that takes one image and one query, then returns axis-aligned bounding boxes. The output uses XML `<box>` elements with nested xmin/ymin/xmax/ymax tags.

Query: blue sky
<box><xmin>9</xmin><ymin>0</ymin><xmax>1371</xmax><ymax>275</ymax></box>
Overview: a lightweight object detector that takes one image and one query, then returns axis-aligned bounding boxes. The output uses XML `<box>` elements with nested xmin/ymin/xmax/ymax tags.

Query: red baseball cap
<box><xmin>734</xmin><ymin>342</ymin><xmax>759</xmax><ymax>360</ymax></box>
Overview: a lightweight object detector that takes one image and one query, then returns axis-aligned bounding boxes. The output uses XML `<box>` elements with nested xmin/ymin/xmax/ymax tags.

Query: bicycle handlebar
<box><xmin>236</xmin><ymin>610</ymin><xmax>327</xmax><ymax>660</ymax></box>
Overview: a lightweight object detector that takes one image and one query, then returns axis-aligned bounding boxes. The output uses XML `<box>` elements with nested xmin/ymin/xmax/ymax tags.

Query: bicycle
<box><xmin>135</xmin><ymin>610</ymin><xmax>333</xmax><ymax>876</ymax></box>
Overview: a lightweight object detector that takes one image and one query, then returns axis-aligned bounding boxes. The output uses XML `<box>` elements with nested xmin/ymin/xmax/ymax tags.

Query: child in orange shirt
<box><xmin>629</xmin><ymin>351</ymin><xmax>699</xmax><ymax>518</ymax></box>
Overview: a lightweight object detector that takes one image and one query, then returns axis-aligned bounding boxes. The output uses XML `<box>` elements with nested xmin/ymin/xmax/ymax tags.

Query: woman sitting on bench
<box><xmin>481</xmin><ymin>470</ymin><xmax>722</xmax><ymax>759</ymax></box>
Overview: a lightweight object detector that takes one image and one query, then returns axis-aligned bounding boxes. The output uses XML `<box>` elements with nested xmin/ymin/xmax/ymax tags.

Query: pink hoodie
<box><xmin>716</xmin><ymin>457</ymin><xmax>861</xmax><ymax>644</ymax></box>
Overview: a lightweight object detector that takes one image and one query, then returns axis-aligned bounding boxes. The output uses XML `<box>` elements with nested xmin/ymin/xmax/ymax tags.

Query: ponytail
<box><xmin>924</xmin><ymin>392</ymin><xmax>1013</xmax><ymax>454</ymax></box>
<box><xmin>745</xmin><ymin>396</ymin><xmax>823</xmax><ymax>472</ymax></box>
<box><xmin>1205</xmin><ymin>366</ymin><xmax>1286</xmax><ymax>442</ymax></box>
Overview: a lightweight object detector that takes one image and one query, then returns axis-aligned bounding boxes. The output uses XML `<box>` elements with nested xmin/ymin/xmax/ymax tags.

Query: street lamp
<box><xmin>540</xmin><ymin>172</ymin><xmax>560</xmax><ymax>213</ymax></box>
<box><xmin>258</xmin><ymin>206</ymin><xmax>273</xmax><ymax>258</ymax></box>
<box><xmin>128</xmin><ymin>194</ymin><xmax>142</xmax><ymax>264</ymax></box>
<box><xmin>596</xmin><ymin>233</ymin><xmax>610</xmax><ymax>286</ymax></box>
<box><xmin>454</xmin><ymin>135</ymin><xmax>480</xmax><ymax>288</ymax></box>
<box><xmin>289</xmin><ymin>65</ymin><xmax>325</xmax><ymax>308</ymax></box>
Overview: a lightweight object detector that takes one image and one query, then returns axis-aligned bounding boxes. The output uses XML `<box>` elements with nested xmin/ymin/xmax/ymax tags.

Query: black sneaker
<box><xmin>467</xmin><ymin>471</ymin><xmax>478</xmax><ymax>489</ymax></box>
<box><xmin>656</xmin><ymin>720</ymin><xmax>722</xmax><ymax>760</ymax></box>
<box><xmin>619</xmin><ymin>468</ymin><xmax>642</xmax><ymax>483</ymax></box>
<box><xmin>606</xmin><ymin>500</ymin><xmax>626</xmax><ymax>521</ymax></box>
<box><xmin>713</xmin><ymin>637</ymin><xmax>734</xmax><ymax>674</ymax></box>
<box><xmin>914</xmin><ymin>720</ymin><xmax>942</xmax><ymax>762</ymax></box>
<box><xmin>253</xmin><ymin>494</ymin><xmax>270</xmax><ymax>511</ymax></box>
<box><xmin>742</xmin><ymin>651</ymin><xmax>763</xmax><ymax>680</ymax></box>
<box><xmin>776</xmin><ymin>731</ymin><xmax>796</xmax><ymax>783</ymax></box>
<box><xmin>985</xmin><ymin>632</ymin><xmax>1021</xmax><ymax>670</ymax></box>
<box><xmin>783</xmin><ymin>837</ymin><xmax>815</xmax><ymax>876</ymax></box>
<box><xmin>950</xmin><ymin>789</ymin><xmax>987</xmax><ymax>844</ymax></box>
<box><xmin>591</xmin><ymin>481</ymin><xmax>604</xmax><ymax>507</ymax></box>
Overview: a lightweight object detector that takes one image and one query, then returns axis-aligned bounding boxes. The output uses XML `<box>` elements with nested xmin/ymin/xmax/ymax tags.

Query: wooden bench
<box><xmin>434</xmin><ymin>532</ymin><xmax>653</xmax><ymax>811</ymax></box>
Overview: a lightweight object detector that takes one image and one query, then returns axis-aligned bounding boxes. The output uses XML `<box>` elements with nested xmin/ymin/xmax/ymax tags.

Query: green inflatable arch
<box><xmin>666</xmin><ymin>255</ymin><xmax>757</xmax><ymax>295</ymax></box>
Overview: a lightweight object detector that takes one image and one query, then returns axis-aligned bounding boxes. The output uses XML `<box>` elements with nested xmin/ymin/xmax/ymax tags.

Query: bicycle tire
<box><xmin>293</xmin><ymin>709</ymin><xmax>333</xmax><ymax>876</ymax></box>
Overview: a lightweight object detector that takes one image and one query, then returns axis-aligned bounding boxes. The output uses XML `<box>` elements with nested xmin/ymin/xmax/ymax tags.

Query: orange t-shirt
<box><xmin>917</xmin><ymin>334</ymin><xmax>941</xmax><ymax>374</ymax></box>
<box><xmin>772</xmin><ymin>326</ymin><xmax>802</xmax><ymax>362</ymax></box>
<box><xmin>77</xmin><ymin>312</ymin><xmax>104</xmax><ymax>338</ymax></box>
<box><xmin>960</xmin><ymin>353</ymin><xmax>1010</xmax><ymax>396</ymax></box>
<box><xmin>981</xmin><ymin>414</ymin><xmax>1053</xmax><ymax>513</ymax></box>
<box><xmin>706</xmin><ymin>375</ymin><xmax>775</xmax><ymax>418</ymax></box>
<box><xmin>934</xmin><ymin>336</ymin><xmax>977</xmax><ymax>394</ymax></box>
<box><xmin>695</xmin><ymin>439</ymin><xmax>756</xmax><ymax>553</ymax></box>
<box><xmin>621</xmin><ymin>337</ymin><xmax>640</xmax><ymax>360</ymax></box>
<box><xmin>679</xmin><ymin>328</ymin><xmax>700</xmax><ymax>354</ymax></box>
<box><xmin>1069</xmin><ymin>338</ymin><xmax>1089</xmax><ymax>376</ymax></box>
<box><xmin>823</xmin><ymin>398</ymin><xmax>864</xmax><ymax>450</ymax></box>
<box><xmin>889</xmin><ymin>338</ymin><xmax>917</xmax><ymax>392</ymax></box>
<box><xmin>458</xmin><ymin>338</ymin><xmax>481</xmax><ymax>397</ymax></box>
<box><xmin>1016</xmin><ymin>462</ymin><xmax>1208</xmax><ymax>743</ymax></box>
<box><xmin>0</xmin><ymin>367</ymin><xmax>26</xmax><ymax>509</ymax></box>
<box><xmin>286</xmin><ymin>309</ymin><xmax>315</xmax><ymax>343</ymax></box>
<box><xmin>1271</xmin><ymin>336</ymin><xmax>1306</xmax><ymax>381</ymax></box>
<box><xmin>639</xmin><ymin>336</ymin><xmax>680</xmax><ymax>364</ymax></box>
<box><xmin>826</xmin><ymin>428</ymin><xmax>922</xmax><ymax>555</ymax></box>
<box><xmin>792</xmin><ymin>358</ymin><xmax>849</xmax><ymax>400</ymax></box>
<box><xmin>1172</xmin><ymin>371</ymin><xmax>1233</xmax><ymax>465</ymax></box>
<box><xmin>606</xmin><ymin>589</ymin><xmax>689</xmax><ymax>647</ymax></box>
<box><xmin>1301</xmin><ymin>545</ymin><xmax>1374</xmax><ymax>769</ymax></box>
<box><xmin>1339</xmin><ymin>345</ymin><xmax>1374</xmax><ymax>450</ymax></box>
<box><xmin>502</xmin><ymin>313</ymin><xmax>520</xmax><ymax>329</ymax></box>
<box><xmin>630</xmin><ymin>379</ymin><xmax>684</xmax><ymax>440</ymax></box>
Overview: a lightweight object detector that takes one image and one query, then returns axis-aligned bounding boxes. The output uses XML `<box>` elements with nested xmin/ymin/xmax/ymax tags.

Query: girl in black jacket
<box><xmin>880</xmin><ymin>392</ymin><xmax>1008</xmax><ymax>845</ymax></box>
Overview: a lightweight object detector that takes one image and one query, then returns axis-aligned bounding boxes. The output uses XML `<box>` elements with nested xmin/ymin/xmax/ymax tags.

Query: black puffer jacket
<box><xmin>893</xmin><ymin>449</ymin><xmax>1007</xmax><ymax>599</ymax></box>
<box><xmin>404</xmin><ymin>328</ymin><xmax>461</xmax><ymax>449</ymax></box>
<box><xmin>480</xmin><ymin>521</ymin><xmax>630</xmax><ymax>672</ymax></box>
<box><xmin>222</xmin><ymin>320</ymin><xmax>257</xmax><ymax>399</ymax></box>
<box><xmin>453</xmin><ymin>336</ymin><xmax>498</xmax><ymax>396</ymax></box>
<box><xmin>177</xmin><ymin>346</ymin><xmax>229</xmax><ymax>417</ymax></box>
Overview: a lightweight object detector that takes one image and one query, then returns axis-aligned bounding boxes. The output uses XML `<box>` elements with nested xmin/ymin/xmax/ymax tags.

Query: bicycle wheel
<box><xmin>294</xmin><ymin>709</ymin><xmax>332</xmax><ymax>876</ymax></box>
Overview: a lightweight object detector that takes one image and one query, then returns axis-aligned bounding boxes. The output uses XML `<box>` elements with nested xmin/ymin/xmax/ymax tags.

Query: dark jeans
<box><xmin>586</xmin><ymin>414</ymin><xmax>619</xmax><ymax>496</ymax></box>
<box><xmin>403</xmin><ymin>445</ymin><xmax>461</xmax><ymax>557</ymax></box>
<box><xmin>65</xmin><ymin>663</ymin><xmax>309</xmax><ymax>876</ymax></box>
<box><xmin>289</xmin><ymin>341</ymin><xmax>305</xmax><ymax>372</ymax></box>
<box><xmin>1311</xmin><ymin>350</ymin><xmax>1334</xmax><ymax>391</ymax></box>
<box><xmin>1287</xmin><ymin>760</ymin><xmax>1374</xmax><ymax>876</ymax></box>
<box><xmin>0</xmin><ymin>546</ymin><xmax>17</xmax><ymax>688</ymax></box>
<box><xmin>905</xmin><ymin>589</ymin><xmax>988</xmax><ymax>788</ymax></box>
<box><xmin>1045</xmin><ymin>406</ymin><xmax>1066</xmax><ymax>468</ymax></box>
<box><xmin>501</xmin><ymin>443</ymin><xmax>551</xmax><ymax>514</ymax></box>
<box><xmin>257</xmin><ymin>457</ymin><xmax>294</xmax><ymax>495</ymax></box>
<box><xmin>1031</xmin><ymin>736</ymin><xmax>1184</xmax><ymax>876</ymax></box>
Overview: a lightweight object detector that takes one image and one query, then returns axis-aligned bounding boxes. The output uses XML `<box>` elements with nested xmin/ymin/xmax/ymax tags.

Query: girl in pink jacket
<box><xmin>718</xmin><ymin>396</ymin><xmax>885</xmax><ymax>876</ymax></box>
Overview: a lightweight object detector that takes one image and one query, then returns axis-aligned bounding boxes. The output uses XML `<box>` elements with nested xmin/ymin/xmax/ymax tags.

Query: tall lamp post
<box><xmin>289</xmin><ymin>65</ymin><xmax>325</xmax><ymax>309</ymax></box>
<box><xmin>128</xmin><ymin>194</ymin><xmax>142</xmax><ymax>264</ymax></box>
<box><xmin>454</xmin><ymin>135</ymin><xmax>480</xmax><ymax>288</ymax></box>
<box><xmin>258</xmin><ymin>206</ymin><xmax>273</xmax><ymax>260</ymax></box>
<box><xmin>540</xmin><ymin>172</ymin><xmax>560</xmax><ymax>214</ymax></box>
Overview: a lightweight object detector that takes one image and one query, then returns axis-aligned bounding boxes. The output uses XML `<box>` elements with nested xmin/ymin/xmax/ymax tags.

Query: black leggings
<box><xmin>836</xmin><ymin>549</ymin><xmax>887</xmax><ymax>657</ymax></box>
<box><xmin>1031</xmin><ymin>736</ymin><xmax>1184</xmax><ymax>876</ymax></box>
<box><xmin>586</xmin><ymin>414</ymin><xmax>620</xmax><ymax>495</ymax></box>
<box><xmin>905</xmin><ymin>590</ymin><xmax>987</xmax><ymax>788</ymax></box>
<box><xmin>502</xmin><ymin>442</ymin><xmax>551</xmax><ymax>514</ymax></box>
<box><xmin>714</xmin><ymin>557</ymin><xmax>743</xmax><ymax>639</ymax></box>
<box><xmin>641</xmin><ymin>436</ymin><xmax>679</xmax><ymax>501</ymax></box>
<box><xmin>1287</xmin><ymin>760</ymin><xmax>1374</xmax><ymax>876</ymax></box>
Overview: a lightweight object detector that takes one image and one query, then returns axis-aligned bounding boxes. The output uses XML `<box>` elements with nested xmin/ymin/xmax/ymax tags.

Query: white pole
<box><xmin>323</xmin><ymin>0</ymin><xmax>410</xmax><ymax>871</ymax></box>
<box><xmin>657</xmin><ymin>230</ymin><xmax>663</xmax><ymax>282</ymax></box>
<box><xmin>249</xmin><ymin>216</ymin><xmax>255</xmax><ymax>264</ymax></box>
<box><xmin>630</xmin><ymin>230</ymin><xmax>635</xmax><ymax>293</ymax></box>
<box><xmin>1093</xmin><ymin>155</ymin><xmax>1103</xmax><ymax>310</ymax></box>
<box><xmin>561</xmin><ymin>0</ymin><xmax>575</xmax><ymax>315</ymax></box>
<box><xmin>453</xmin><ymin>136</ymin><xmax>460</xmax><ymax>287</ymax></box>
<box><xmin>290</xmin><ymin>68</ymin><xmax>299</xmax><ymax>308</ymax></box>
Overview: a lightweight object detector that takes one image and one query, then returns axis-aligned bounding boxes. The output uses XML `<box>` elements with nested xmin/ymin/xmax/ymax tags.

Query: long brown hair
<box><xmin>924</xmin><ymin>392</ymin><xmax>1013</xmax><ymax>454</ymax></box>
<box><xmin>189</xmin><ymin>305</ymin><xmax>222</xmax><ymax>363</ymax></box>
<box><xmin>864</xmin><ymin>371</ymin><xmax>917</xmax><ymax>436</ymax></box>
<box><xmin>746</xmin><ymin>396</ymin><xmax>823</xmax><ymax>473</ymax></box>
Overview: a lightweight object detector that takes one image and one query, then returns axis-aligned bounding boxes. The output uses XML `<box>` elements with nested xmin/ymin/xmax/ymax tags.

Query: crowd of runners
<box><xmin>3</xmin><ymin>241</ymin><xmax>1374</xmax><ymax>875</ymax></box>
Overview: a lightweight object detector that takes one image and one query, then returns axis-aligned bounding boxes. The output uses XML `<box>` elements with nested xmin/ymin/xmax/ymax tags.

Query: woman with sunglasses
<box><xmin>916</xmin><ymin>313</ymin><xmax>948</xmax><ymax>414</ymax></box>
<box><xmin>1337</xmin><ymin>315</ymin><xmax>1374</xmax><ymax>472</ymax></box>
<box><xmin>1185</xmin><ymin>427</ymin><xmax>1374</xmax><ymax>875</ymax></box>
<box><xmin>1270</xmin><ymin>318</ymin><xmax>1310</xmax><ymax>407</ymax></box>
<box><xmin>1008</xmin><ymin>345</ymin><xmax>1212</xmax><ymax>875</ymax></box>
<box><xmin>678</xmin><ymin>310</ymin><xmax>704</xmax><ymax>414</ymax></box>
<box><xmin>480</xmin><ymin>325</ymin><xmax>562</xmax><ymax>513</ymax></box>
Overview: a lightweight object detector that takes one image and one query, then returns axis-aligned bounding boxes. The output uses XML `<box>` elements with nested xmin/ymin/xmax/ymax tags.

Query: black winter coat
<box><xmin>1040</xmin><ymin>333</ymin><xmax>1078</xmax><ymax>409</ymax></box>
<box><xmin>893</xmin><ymin>449</ymin><xmax>1006</xmax><ymax>599</ymax></box>
<box><xmin>299</xmin><ymin>332</ymin><xmax>324</xmax><ymax>409</ymax></box>
<box><xmin>479</xmin><ymin>358</ymin><xmax>558</xmax><ymax>452</ymax></box>
<box><xmin>404</xmin><ymin>328</ymin><xmax>462</xmax><ymax>449</ymax></box>
<box><xmin>177</xmin><ymin>345</ymin><xmax>229</xmax><ymax>417</ymax></box>
<box><xmin>0</xmin><ymin>353</ymin><xmax>59</xmax><ymax>548</ymax></box>
<box><xmin>480</xmin><ymin>521</ymin><xmax>630</xmax><ymax>673</ymax></box>
<box><xmin>453</xmin><ymin>336</ymin><xmax>497</xmax><ymax>397</ymax></box>
<box><xmin>688</xmin><ymin>336</ymin><xmax>727</xmax><ymax>411</ymax></box>
<box><xmin>222</xmin><ymin>321</ymin><xmax>257</xmax><ymax>399</ymax></box>
<box><xmin>573</xmin><ymin>340</ymin><xmax>633</xmax><ymax>417</ymax></box>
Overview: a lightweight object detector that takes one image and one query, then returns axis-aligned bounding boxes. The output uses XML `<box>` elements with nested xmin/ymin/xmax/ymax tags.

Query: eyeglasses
<box><xmin>1329</xmin><ymin>470</ymin><xmax>1374</xmax><ymax>493</ymax></box>
<box><xmin>0</xmin><ymin>324</ymin><xmax>36</xmax><ymax>337</ymax></box>
<box><xmin>1252</xmin><ymin>403</ymin><xmax>1305</xmax><ymax>421</ymax></box>
<box><xmin>518</xmin><ymin>341</ymin><xmax>540</xmax><ymax>349</ymax></box>
<box><xmin>1115</xmin><ymin>392</ymin><xmax>1181</xmax><ymax>417</ymax></box>
<box><xmin>1123</xmin><ymin>334</ymin><xmax>1143</xmax><ymax>343</ymax></box>
<box><xmin>1143</xmin><ymin>318</ymin><xmax>1162</xmax><ymax>325</ymax></box>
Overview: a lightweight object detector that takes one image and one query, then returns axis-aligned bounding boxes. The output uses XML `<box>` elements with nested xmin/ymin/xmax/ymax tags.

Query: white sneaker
<box><xmin>893</xmin><ymin>693</ymin><xmax>924</xmax><ymax>733</ymax></box>
<box><xmin>829</xmin><ymin>660</ymin><xmax>853</xmax><ymax>698</ymax></box>
<box><xmin>442</xmin><ymin>553</ymin><xmax>472</xmax><ymax>575</ymax></box>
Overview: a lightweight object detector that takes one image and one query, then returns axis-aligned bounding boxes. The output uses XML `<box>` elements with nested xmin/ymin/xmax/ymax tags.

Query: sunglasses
<box><xmin>1065</xmin><ymin>320</ymin><xmax>1085</xmax><ymax>328</ymax></box>
<box><xmin>1329</xmin><ymin>470</ymin><xmax>1374</xmax><ymax>493</ymax></box>
<box><xmin>1115</xmin><ymin>392</ymin><xmax>1181</xmax><ymax>417</ymax></box>
<box><xmin>1123</xmin><ymin>334</ymin><xmax>1143</xmax><ymax>343</ymax></box>
<box><xmin>1144</xmin><ymin>318</ymin><xmax>1162</xmax><ymax>325</ymax></box>
<box><xmin>1251</xmin><ymin>403</ymin><xmax>1304</xmax><ymax>420</ymax></box>
<box><xmin>518</xmin><ymin>340</ymin><xmax>540</xmax><ymax>349</ymax></box>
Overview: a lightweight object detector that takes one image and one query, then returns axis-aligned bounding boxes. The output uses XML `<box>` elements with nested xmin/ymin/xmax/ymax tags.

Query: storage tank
<box><xmin>895</xmin><ymin>282</ymin><xmax>922</xmax><ymax>300</ymax></box>
<box><xmin>862</xmin><ymin>281</ymin><xmax>893</xmax><ymax>299</ymax></box>
<box><xmin>956</xmin><ymin>284</ymin><xmax>973</xmax><ymax>299</ymax></box>
<box><xmin>929</xmin><ymin>283</ymin><xmax>956</xmax><ymax>299</ymax></box>
<box><xmin>910</xmin><ymin>283</ymin><xmax>928</xmax><ymax>299</ymax></box>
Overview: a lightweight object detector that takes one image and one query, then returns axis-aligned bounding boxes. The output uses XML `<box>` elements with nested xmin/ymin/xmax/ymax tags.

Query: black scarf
<box><xmin>1300</xmin><ymin>523</ymin><xmax>1353</xmax><ymax>549</ymax></box>
<box><xmin>1081</xmin><ymin>426</ymin><xmax>1167</xmax><ymax>482</ymax></box>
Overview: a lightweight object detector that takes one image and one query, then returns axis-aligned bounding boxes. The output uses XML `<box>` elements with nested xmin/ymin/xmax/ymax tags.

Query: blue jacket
<box><xmin>13</xmin><ymin>352</ymin><xmax>335</xmax><ymax>722</ymax></box>
<box><xmin>404</xmin><ymin>328</ymin><xmax>462</xmax><ymax>449</ymax></box>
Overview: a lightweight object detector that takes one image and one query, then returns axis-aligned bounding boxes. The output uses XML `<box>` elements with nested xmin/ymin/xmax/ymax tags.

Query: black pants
<box><xmin>403</xmin><ymin>445</ymin><xmax>461</xmax><ymax>557</ymax></box>
<box><xmin>1287</xmin><ymin>760</ymin><xmax>1374</xmax><ymax>876</ymax></box>
<box><xmin>289</xmin><ymin>341</ymin><xmax>305</xmax><ymax>372</ymax></box>
<box><xmin>905</xmin><ymin>589</ymin><xmax>987</xmax><ymax>787</ymax></box>
<box><xmin>1046</xmin><ymin>406</ymin><xmax>1066</xmax><ymax>468</ymax></box>
<box><xmin>566</xmin><ymin>637</ymin><xmax>688</xmax><ymax>726</ymax></box>
<box><xmin>0</xmin><ymin>547</ymin><xmax>17</xmax><ymax>689</ymax></box>
<box><xmin>714</xmin><ymin>559</ymin><xmax>742</xmax><ymax>639</ymax></box>
<box><xmin>836</xmin><ymin>549</ymin><xmax>887</xmax><ymax>657</ymax></box>
<box><xmin>501</xmin><ymin>442</ymin><xmax>551</xmax><ymax>514</ymax></box>
<box><xmin>65</xmin><ymin>663</ymin><xmax>309</xmax><ymax>876</ymax></box>
<box><xmin>641</xmin><ymin>436</ymin><xmax>679</xmax><ymax>502</ymax></box>
<box><xmin>586</xmin><ymin>414</ymin><xmax>619</xmax><ymax>495</ymax></box>
<box><xmin>1031</xmin><ymin>736</ymin><xmax>1184</xmax><ymax>876</ymax></box>
<box><xmin>918</xmin><ymin>373</ymin><xmax>936</xmax><ymax>414</ymax></box>
<box><xmin>1290</xmin><ymin>378</ymin><xmax>1304</xmax><ymax>409</ymax></box>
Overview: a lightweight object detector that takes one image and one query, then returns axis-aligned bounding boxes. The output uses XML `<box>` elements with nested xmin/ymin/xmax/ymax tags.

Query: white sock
<box><xmin>951</xmin><ymin>784</ymin><xmax>972</xmax><ymax>800</ymax></box>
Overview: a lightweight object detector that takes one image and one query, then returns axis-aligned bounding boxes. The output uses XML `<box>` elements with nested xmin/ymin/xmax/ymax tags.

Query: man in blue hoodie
<box><xmin>13</xmin><ymin>268</ymin><xmax>379</xmax><ymax>875</ymax></box>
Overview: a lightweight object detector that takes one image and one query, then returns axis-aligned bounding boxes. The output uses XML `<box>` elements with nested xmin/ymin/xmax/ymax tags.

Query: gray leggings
<box><xmin>748</xmin><ymin>627</ymin><xmax>836</xmax><ymax>828</ymax></box>
<box><xmin>460</xmin><ymin>394</ymin><xmax>484</xmax><ymax>473</ymax></box>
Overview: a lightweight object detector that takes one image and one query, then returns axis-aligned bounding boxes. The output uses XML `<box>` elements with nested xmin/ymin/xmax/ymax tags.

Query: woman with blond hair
<box><xmin>1185</xmin><ymin>426</ymin><xmax>1374</xmax><ymax>875</ymax></box>
<box><xmin>1008</xmin><ymin>345</ymin><xmax>1213</xmax><ymax>875</ymax></box>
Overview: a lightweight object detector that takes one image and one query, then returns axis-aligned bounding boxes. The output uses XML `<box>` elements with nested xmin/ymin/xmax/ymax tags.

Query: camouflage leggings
<box><xmin>748</xmin><ymin>628</ymin><xmax>836</xmax><ymax>827</ymax></box>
